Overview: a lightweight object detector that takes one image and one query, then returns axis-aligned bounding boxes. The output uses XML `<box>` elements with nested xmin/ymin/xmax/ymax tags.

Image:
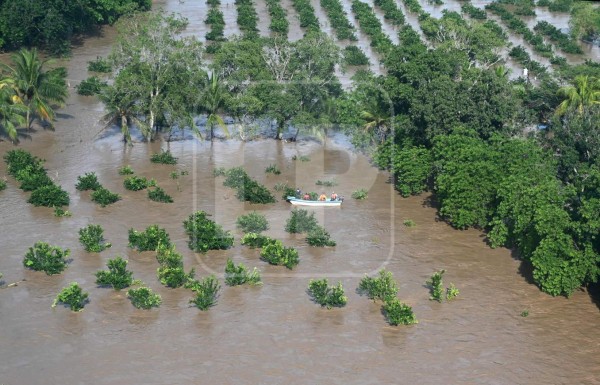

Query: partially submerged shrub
<box><xmin>188</xmin><ymin>275</ymin><xmax>220</xmax><ymax>310</ymax></box>
<box><xmin>95</xmin><ymin>256</ymin><xmax>134</xmax><ymax>290</ymax></box>
<box><xmin>307</xmin><ymin>279</ymin><xmax>347</xmax><ymax>308</ymax></box>
<box><xmin>358</xmin><ymin>269</ymin><xmax>398</xmax><ymax>302</ymax></box>
<box><xmin>221</xmin><ymin>167</ymin><xmax>276</xmax><ymax>204</ymax></box>
<box><xmin>54</xmin><ymin>207</ymin><xmax>72</xmax><ymax>217</ymax></box>
<box><xmin>446</xmin><ymin>283</ymin><xmax>459</xmax><ymax>300</ymax></box>
<box><xmin>16</xmin><ymin>164</ymin><xmax>53</xmax><ymax>191</ymax></box>
<box><xmin>4</xmin><ymin>149</ymin><xmax>43</xmax><ymax>177</ymax></box>
<box><xmin>128</xmin><ymin>225</ymin><xmax>171</xmax><ymax>251</ymax></box>
<box><xmin>91</xmin><ymin>187</ymin><xmax>121</xmax><ymax>206</ymax></box>
<box><xmin>150</xmin><ymin>151</ymin><xmax>178</xmax><ymax>165</ymax></box>
<box><xmin>236</xmin><ymin>211</ymin><xmax>269</xmax><ymax>233</ymax></box>
<box><xmin>285</xmin><ymin>208</ymin><xmax>318</xmax><ymax>233</ymax></box>
<box><xmin>28</xmin><ymin>184</ymin><xmax>69</xmax><ymax>207</ymax></box>
<box><xmin>306</xmin><ymin>225</ymin><xmax>336</xmax><ymax>247</ymax></box>
<box><xmin>343</xmin><ymin>45</ymin><xmax>370</xmax><ymax>66</ymax></box>
<box><xmin>427</xmin><ymin>270</ymin><xmax>445</xmax><ymax>302</ymax></box>
<box><xmin>148</xmin><ymin>186</ymin><xmax>173</xmax><ymax>203</ymax></box>
<box><xmin>260</xmin><ymin>240</ymin><xmax>299</xmax><ymax>269</ymax></box>
<box><xmin>52</xmin><ymin>283</ymin><xmax>89</xmax><ymax>312</ymax></box>
<box><xmin>79</xmin><ymin>224</ymin><xmax>111</xmax><ymax>252</ymax></box>
<box><xmin>316</xmin><ymin>179</ymin><xmax>337</xmax><ymax>187</ymax></box>
<box><xmin>403</xmin><ymin>219</ymin><xmax>416</xmax><ymax>227</ymax></box>
<box><xmin>76</xmin><ymin>76</ymin><xmax>108</xmax><ymax>96</ymax></box>
<box><xmin>128</xmin><ymin>286</ymin><xmax>162</xmax><ymax>309</ymax></box>
<box><xmin>76</xmin><ymin>172</ymin><xmax>102</xmax><ymax>191</ymax></box>
<box><xmin>352</xmin><ymin>188</ymin><xmax>368</xmax><ymax>200</ymax></box>
<box><xmin>383</xmin><ymin>298</ymin><xmax>418</xmax><ymax>325</ymax></box>
<box><xmin>265</xmin><ymin>164</ymin><xmax>281</xmax><ymax>175</ymax></box>
<box><xmin>241</xmin><ymin>232</ymin><xmax>275</xmax><ymax>248</ymax></box>
<box><xmin>124</xmin><ymin>175</ymin><xmax>151</xmax><ymax>191</ymax></box>
<box><xmin>156</xmin><ymin>244</ymin><xmax>195</xmax><ymax>288</ymax></box>
<box><xmin>0</xmin><ymin>179</ymin><xmax>6</xmax><ymax>191</ymax></box>
<box><xmin>183</xmin><ymin>211</ymin><xmax>234</xmax><ymax>253</ymax></box>
<box><xmin>23</xmin><ymin>242</ymin><xmax>70</xmax><ymax>275</ymax></box>
<box><xmin>224</xmin><ymin>259</ymin><xmax>262</xmax><ymax>286</ymax></box>
<box><xmin>87</xmin><ymin>56</ymin><xmax>112</xmax><ymax>72</ymax></box>
<box><xmin>118</xmin><ymin>165</ymin><xmax>134</xmax><ymax>175</ymax></box>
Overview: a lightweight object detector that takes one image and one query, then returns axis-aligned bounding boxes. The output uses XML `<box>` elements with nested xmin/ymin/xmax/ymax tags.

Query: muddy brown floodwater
<box><xmin>1</xmin><ymin>1</ymin><xmax>600</xmax><ymax>384</ymax></box>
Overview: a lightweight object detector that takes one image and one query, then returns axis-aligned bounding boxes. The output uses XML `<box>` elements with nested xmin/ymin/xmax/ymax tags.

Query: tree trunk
<box><xmin>276</xmin><ymin>120</ymin><xmax>284</xmax><ymax>140</ymax></box>
<box><xmin>148</xmin><ymin>110</ymin><xmax>155</xmax><ymax>141</ymax></box>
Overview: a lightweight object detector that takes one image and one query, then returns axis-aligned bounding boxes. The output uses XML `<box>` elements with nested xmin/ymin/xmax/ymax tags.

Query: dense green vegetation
<box><xmin>358</xmin><ymin>269</ymin><xmax>398</xmax><ymax>302</ymax></box>
<box><xmin>292</xmin><ymin>0</ymin><xmax>320</xmax><ymax>32</ymax></box>
<box><xmin>321</xmin><ymin>0</ymin><xmax>357</xmax><ymax>40</ymax></box>
<box><xmin>156</xmin><ymin>244</ymin><xmax>195</xmax><ymax>288</ymax></box>
<box><xmin>266</xmin><ymin>0</ymin><xmax>289</xmax><ymax>35</ymax></box>
<box><xmin>427</xmin><ymin>270</ymin><xmax>445</xmax><ymax>302</ymax></box>
<box><xmin>224</xmin><ymin>259</ymin><xmax>262</xmax><ymax>286</ymax></box>
<box><xmin>124</xmin><ymin>175</ymin><xmax>153</xmax><ymax>191</ymax></box>
<box><xmin>79</xmin><ymin>224</ymin><xmax>112</xmax><ymax>252</ymax></box>
<box><xmin>76</xmin><ymin>172</ymin><xmax>102</xmax><ymax>191</ymax></box>
<box><xmin>220</xmin><ymin>167</ymin><xmax>276</xmax><ymax>204</ymax></box>
<box><xmin>260</xmin><ymin>240</ymin><xmax>300</xmax><ymax>269</ymax></box>
<box><xmin>383</xmin><ymin>298</ymin><xmax>417</xmax><ymax>325</ymax></box>
<box><xmin>351</xmin><ymin>0</ymin><xmax>393</xmax><ymax>54</ymax></box>
<box><xmin>205</xmin><ymin>2</ymin><xmax>225</xmax><ymax>42</ymax></box>
<box><xmin>91</xmin><ymin>187</ymin><xmax>121</xmax><ymax>207</ymax></box>
<box><xmin>148</xmin><ymin>187</ymin><xmax>173</xmax><ymax>203</ymax></box>
<box><xmin>188</xmin><ymin>275</ymin><xmax>220</xmax><ymax>310</ymax></box>
<box><xmin>128</xmin><ymin>286</ymin><xmax>162</xmax><ymax>309</ymax></box>
<box><xmin>52</xmin><ymin>283</ymin><xmax>89</xmax><ymax>312</ymax></box>
<box><xmin>373</xmin><ymin>0</ymin><xmax>405</xmax><ymax>25</ymax></box>
<box><xmin>241</xmin><ymin>232</ymin><xmax>275</xmax><ymax>248</ymax></box>
<box><xmin>128</xmin><ymin>225</ymin><xmax>171</xmax><ymax>251</ymax></box>
<box><xmin>76</xmin><ymin>77</ymin><xmax>108</xmax><ymax>96</ymax></box>
<box><xmin>343</xmin><ymin>46</ymin><xmax>369</xmax><ymax>66</ymax></box>
<box><xmin>183</xmin><ymin>211</ymin><xmax>234</xmax><ymax>252</ymax></box>
<box><xmin>23</xmin><ymin>242</ymin><xmax>70</xmax><ymax>275</ymax></box>
<box><xmin>236</xmin><ymin>0</ymin><xmax>260</xmax><ymax>39</ymax></box>
<box><xmin>306</xmin><ymin>226</ymin><xmax>336</xmax><ymax>247</ymax></box>
<box><xmin>95</xmin><ymin>256</ymin><xmax>134</xmax><ymax>290</ymax></box>
<box><xmin>237</xmin><ymin>212</ymin><xmax>269</xmax><ymax>233</ymax></box>
<box><xmin>307</xmin><ymin>279</ymin><xmax>347</xmax><ymax>308</ymax></box>
<box><xmin>534</xmin><ymin>21</ymin><xmax>583</xmax><ymax>54</ymax></box>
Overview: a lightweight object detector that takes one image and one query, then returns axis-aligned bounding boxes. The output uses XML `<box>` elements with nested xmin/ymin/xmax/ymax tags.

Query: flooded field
<box><xmin>1</xmin><ymin>0</ymin><xmax>599</xmax><ymax>384</ymax></box>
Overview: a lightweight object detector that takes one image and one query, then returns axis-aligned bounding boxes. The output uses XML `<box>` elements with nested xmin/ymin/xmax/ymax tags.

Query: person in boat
<box><xmin>331</xmin><ymin>192</ymin><xmax>338</xmax><ymax>201</ymax></box>
<box><xmin>296</xmin><ymin>188</ymin><xmax>302</xmax><ymax>198</ymax></box>
<box><xmin>318</xmin><ymin>193</ymin><xmax>327</xmax><ymax>201</ymax></box>
<box><xmin>303</xmin><ymin>193</ymin><xmax>310</xmax><ymax>200</ymax></box>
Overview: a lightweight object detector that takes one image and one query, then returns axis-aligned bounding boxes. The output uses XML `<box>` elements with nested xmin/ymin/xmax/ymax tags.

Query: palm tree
<box><xmin>0</xmin><ymin>86</ymin><xmax>27</xmax><ymax>142</ymax></box>
<box><xmin>360</xmin><ymin>108</ymin><xmax>390</xmax><ymax>144</ymax></box>
<box><xmin>99</xmin><ymin>86</ymin><xmax>139</xmax><ymax>145</ymax></box>
<box><xmin>202</xmin><ymin>71</ymin><xmax>228</xmax><ymax>141</ymax></box>
<box><xmin>0</xmin><ymin>48</ymin><xmax>68</xmax><ymax>129</ymax></box>
<box><xmin>555</xmin><ymin>75</ymin><xmax>600</xmax><ymax>116</ymax></box>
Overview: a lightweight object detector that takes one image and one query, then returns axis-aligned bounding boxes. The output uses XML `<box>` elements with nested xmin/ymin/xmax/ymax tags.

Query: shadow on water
<box><xmin>586</xmin><ymin>281</ymin><xmax>600</xmax><ymax>312</ymax></box>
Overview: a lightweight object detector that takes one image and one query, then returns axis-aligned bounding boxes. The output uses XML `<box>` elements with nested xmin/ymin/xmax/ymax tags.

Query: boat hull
<box><xmin>286</xmin><ymin>196</ymin><xmax>342</xmax><ymax>207</ymax></box>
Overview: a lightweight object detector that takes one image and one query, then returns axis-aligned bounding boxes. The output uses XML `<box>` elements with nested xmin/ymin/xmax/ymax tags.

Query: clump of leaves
<box><xmin>128</xmin><ymin>286</ymin><xmax>162</xmax><ymax>309</ymax></box>
<box><xmin>79</xmin><ymin>224</ymin><xmax>111</xmax><ymax>252</ymax></box>
<box><xmin>241</xmin><ymin>232</ymin><xmax>275</xmax><ymax>248</ymax></box>
<box><xmin>156</xmin><ymin>244</ymin><xmax>195</xmax><ymax>288</ymax></box>
<box><xmin>352</xmin><ymin>188</ymin><xmax>368</xmax><ymax>200</ymax></box>
<box><xmin>281</xmin><ymin>186</ymin><xmax>296</xmax><ymax>200</ymax></box>
<box><xmin>307</xmin><ymin>279</ymin><xmax>347</xmax><ymax>309</ymax></box>
<box><xmin>23</xmin><ymin>242</ymin><xmax>70</xmax><ymax>275</ymax></box>
<box><xmin>129</xmin><ymin>225</ymin><xmax>171</xmax><ymax>251</ymax></box>
<box><xmin>95</xmin><ymin>256</ymin><xmax>134</xmax><ymax>290</ymax></box>
<box><xmin>383</xmin><ymin>298</ymin><xmax>418</xmax><ymax>325</ymax></box>
<box><xmin>91</xmin><ymin>187</ymin><xmax>121</xmax><ymax>206</ymax></box>
<box><xmin>306</xmin><ymin>225</ymin><xmax>336</xmax><ymax>247</ymax></box>
<box><xmin>521</xmin><ymin>309</ymin><xmax>529</xmax><ymax>317</ymax></box>
<box><xmin>124</xmin><ymin>175</ymin><xmax>151</xmax><ymax>191</ymax></box>
<box><xmin>427</xmin><ymin>270</ymin><xmax>445</xmax><ymax>302</ymax></box>
<box><xmin>285</xmin><ymin>208</ymin><xmax>318</xmax><ymax>233</ymax></box>
<box><xmin>183</xmin><ymin>211</ymin><xmax>234</xmax><ymax>253</ymax></box>
<box><xmin>224</xmin><ymin>259</ymin><xmax>262</xmax><ymax>286</ymax></box>
<box><xmin>54</xmin><ymin>207</ymin><xmax>72</xmax><ymax>217</ymax></box>
<box><xmin>4</xmin><ymin>149</ymin><xmax>43</xmax><ymax>177</ymax></box>
<box><xmin>76</xmin><ymin>172</ymin><xmax>102</xmax><ymax>191</ymax></box>
<box><xmin>292</xmin><ymin>155</ymin><xmax>310</xmax><ymax>162</ymax></box>
<box><xmin>221</xmin><ymin>167</ymin><xmax>276</xmax><ymax>204</ymax></box>
<box><xmin>265</xmin><ymin>164</ymin><xmax>281</xmax><ymax>175</ymax></box>
<box><xmin>150</xmin><ymin>151</ymin><xmax>178</xmax><ymax>165</ymax></box>
<box><xmin>87</xmin><ymin>56</ymin><xmax>112</xmax><ymax>72</ymax></box>
<box><xmin>316</xmin><ymin>179</ymin><xmax>337</xmax><ymax>187</ymax></box>
<box><xmin>446</xmin><ymin>283</ymin><xmax>459</xmax><ymax>300</ymax></box>
<box><xmin>236</xmin><ymin>211</ymin><xmax>269</xmax><ymax>233</ymax></box>
<box><xmin>358</xmin><ymin>269</ymin><xmax>398</xmax><ymax>302</ymax></box>
<box><xmin>15</xmin><ymin>164</ymin><xmax>53</xmax><ymax>191</ymax></box>
<box><xmin>343</xmin><ymin>45</ymin><xmax>370</xmax><ymax>66</ymax></box>
<box><xmin>213</xmin><ymin>167</ymin><xmax>226</xmax><ymax>176</ymax></box>
<box><xmin>273</xmin><ymin>181</ymin><xmax>289</xmax><ymax>191</ymax></box>
<box><xmin>188</xmin><ymin>275</ymin><xmax>221</xmax><ymax>310</ymax></box>
<box><xmin>403</xmin><ymin>219</ymin><xmax>416</xmax><ymax>227</ymax></box>
<box><xmin>0</xmin><ymin>179</ymin><xmax>6</xmax><ymax>191</ymax></box>
<box><xmin>148</xmin><ymin>186</ymin><xmax>173</xmax><ymax>203</ymax></box>
<box><xmin>52</xmin><ymin>283</ymin><xmax>89</xmax><ymax>312</ymax></box>
<box><xmin>28</xmin><ymin>184</ymin><xmax>70</xmax><ymax>207</ymax></box>
<box><xmin>76</xmin><ymin>76</ymin><xmax>108</xmax><ymax>96</ymax></box>
<box><xmin>260</xmin><ymin>240</ymin><xmax>299</xmax><ymax>269</ymax></box>
<box><xmin>118</xmin><ymin>165</ymin><xmax>134</xmax><ymax>175</ymax></box>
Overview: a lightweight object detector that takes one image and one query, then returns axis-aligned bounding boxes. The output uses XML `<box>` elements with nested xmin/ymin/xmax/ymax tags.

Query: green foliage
<box><xmin>148</xmin><ymin>187</ymin><xmax>173</xmax><ymax>203</ymax></box>
<box><xmin>76</xmin><ymin>76</ymin><xmax>108</xmax><ymax>96</ymax></box>
<box><xmin>273</xmin><ymin>181</ymin><xmax>289</xmax><ymax>191</ymax></box>
<box><xmin>534</xmin><ymin>21</ymin><xmax>583</xmax><ymax>54</ymax></box>
<box><xmin>265</xmin><ymin>164</ymin><xmax>281</xmax><ymax>175</ymax></box>
<box><xmin>316</xmin><ymin>179</ymin><xmax>337</xmax><ymax>187</ymax></box>
<box><xmin>241</xmin><ymin>232</ymin><xmax>275</xmax><ymax>248</ymax></box>
<box><xmin>291</xmin><ymin>0</ymin><xmax>320</xmax><ymax>32</ymax></box>
<box><xmin>224</xmin><ymin>259</ymin><xmax>262</xmax><ymax>286</ymax></box>
<box><xmin>520</xmin><ymin>309</ymin><xmax>529</xmax><ymax>317</ymax></box>
<box><xmin>236</xmin><ymin>0</ymin><xmax>260</xmax><ymax>38</ymax></box>
<box><xmin>76</xmin><ymin>172</ymin><xmax>102</xmax><ymax>191</ymax></box>
<box><xmin>351</xmin><ymin>0</ymin><xmax>393</xmax><ymax>54</ymax></box>
<box><xmin>358</xmin><ymin>269</ymin><xmax>398</xmax><ymax>302</ymax></box>
<box><xmin>446</xmin><ymin>283</ymin><xmax>459</xmax><ymax>300</ymax></box>
<box><xmin>375</xmin><ymin>143</ymin><xmax>432</xmax><ymax>197</ymax></box>
<box><xmin>128</xmin><ymin>225</ymin><xmax>171</xmax><ymax>251</ymax></box>
<box><xmin>0</xmin><ymin>179</ymin><xmax>6</xmax><ymax>191</ymax></box>
<box><xmin>266</xmin><ymin>0</ymin><xmax>289</xmax><ymax>34</ymax></box>
<box><xmin>183</xmin><ymin>211</ymin><xmax>234</xmax><ymax>253</ymax></box>
<box><xmin>156</xmin><ymin>244</ymin><xmax>195</xmax><ymax>288</ymax></box>
<box><xmin>343</xmin><ymin>46</ymin><xmax>369</xmax><ymax>66</ymax></box>
<box><xmin>306</xmin><ymin>225</ymin><xmax>336</xmax><ymax>247</ymax></box>
<box><xmin>23</xmin><ymin>242</ymin><xmax>70</xmax><ymax>275</ymax></box>
<box><xmin>88</xmin><ymin>57</ymin><xmax>112</xmax><ymax>73</ymax></box>
<box><xmin>118</xmin><ymin>165</ymin><xmax>134</xmax><ymax>175</ymax></box>
<box><xmin>260</xmin><ymin>240</ymin><xmax>300</xmax><ymax>269</ymax></box>
<box><xmin>285</xmin><ymin>208</ymin><xmax>319</xmax><ymax>233</ymax></box>
<box><xmin>403</xmin><ymin>219</ymin><xmax>416</xmax><ymax>227</ymax></box>
<box><xmin>150</xmin><ymin>151</ymin><xmax>178</xmax><ymax>165</ymax></box>
<box><xmin>16</xmin><ymin>165</ymin><xmax>53</xmax><ymax>192</ymax></box>
<box><xmin>91</xmin><ymin>187</ymin><xmax>121</xmax><ymax>207</ymax></box>
<box><xmin>128</xmin><ymin>287</ymin><xmax>162</xmax><ymax>309</ymax></box>
<box><xmin>321</xmin><ymin>0</ymin><xmax>356</xmax><ymax>40</ymax></box>
<box><xmin>79</xmin><ymin>224</ymin><xmax>111</xmax><ymax>252</ymax></box>
<box><xmin>427</xmin><ymin>270</ymin><xmax>445</xmax><ymax>302</ymax></box>
<box><xmin>383</xmin><ymin>298</ymin><xmax>418</xmax><ymax>325</ymax></box>
<box><xmin>307</xmin><ymin>279</ymin><xmax>347</xmax><ymax>308</ymax></box>
<box><xmin>236</xmin><ymin>211</ymin><xmax>269</xmax><ymax>233</ymax></box>
<box><xmin>4</xmin><ymin>149</ymin><xmax>43</xmax><ymax>177</ymax></box>
<box><xmin>95</xmin><ymin>256</ymin><xmax>134</xmax><ymax>290</ymax></box>
<box><xmin>461</xmin><ymin>3</ymin><xmax>487</xmax><ymax>19</ymax></box>
<box><xmin>221</xmin><ymin>167</ymin><xmax>276</xmax><ymax>204</ymax></box>
<box><xmin>53</xmin><ymin>207</ymin><xmax>72</xmax><ymax>217</ymax></box>
<box><xmin>28</xmin><ymin>184</ymin><xmax>70</xmax><ymax>207</ymax></box>
<box><xmin>374</xmin><ymin>0</ymin><xmax>405</xmax><ymax>24</ymax></box>
<box><xmin>52</xmin><ymin>283</ymin><xmax>89</xmax><ymax>312</ymax></box>
<box><xmin>124</xmin><ymin>175</ymin><xmax>151</xmax><ymax>191</ymax></box>
<box><xmin>351</xmin><ymin>189</ymin><xmax>368</xmax><ymax>200</ymax></box>
<box><xmin>205</xmin><ymin>7</ymin><xmax>225</xmax><ymax>41</ymax></box>
<box><xmin>188</xmin><ymin>275</ymin><xmax>220</xmax><ymax>310</ymax></box>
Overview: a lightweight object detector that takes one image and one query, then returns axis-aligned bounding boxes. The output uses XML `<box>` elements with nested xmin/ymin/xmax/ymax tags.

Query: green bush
<box><xmin>224</xmin><ymin>259</ymin><xmax>262</xmax><ymax>286</ymax></box>
<box><xmin>54</xmin><ymin>207</ymin><xmax>72</xmax><ymax>217</ymax></box>
<box><xmin>79</xmin><ymin>224</ymin><xmax>111</xmax><ymax>252</ymax></box>
<box><xmin>16</xmin><ymin>165</ymin><xmax>53</xmax><ymax>191</ymax></box>
<box><xmin>4</xmin><ymin>149</ymin><xmax>43</xmax><ymax>177</ymax></box>
<box><xmin>265</xmin><ymin>164</ymin><xmax>281</xmax><ymax>175</ymax></box>
<box><xmin>241</xmin><ymin>232</ymin><xmax>275</xmax><ymax>248</ymax></box>
<box><xmin>306</xmin><ymin>225</ymin><xmax>336</xmax><ymax>247</ymax></box>
<box><xmin>129</xmin><ymin>225</ymin><xmax>171</xmax><ymax>251</ymax></box>
<box><xmin>156</xmin><ymin>244</ymin><xmax>195</xmax><ymax>288</ymax></box>
<box><xmin>124</xmin><ymin>175</ymin><xmax>151</xmax><ymax>191</ymax></box>
<box><xmin>383</xmin><ymin>298</ymin><xmax>418</xmax><ymax>325</ymax></box>
<box><xmin>260</xmin><ymin>240</ymin><xmax>299</xmax><ymax>269</ymax></box>
<box><xmin>95</xmin><ymin>256</ymin><xmax>134</xmax><ymax>290</ymax></box>
<box><xmin>358</xmin><ymin>269</ymin><xmax>398</xmax><ymax>302</ymax></box>
<box><xmin>221</xmin><ymin>167</ymin><xmax>276</xmax><ymax>204</ymax></box>
<box><xmin>316</xmin><ymin>179</ymin><xmax>337</xmax><ymax>187</ymax></box>
<box><xmin>148</xmin><ymin>186</ymin><xmax>173</xmax><ymax>203</ymax></box>
<box><xmin>88</xmin><ymin>56</ymin><xmax>112</xmax><ymax>72</ymax></box>
<box><xmin>427</xmin><ymin>269</ymin><xmax>445</xmax><ymax>302</ymax></box>
<box><xmin>307</xmin><ymin>279</ymin><xmax>347</xmax><ymax>308</ymax></box>
<box><xmin>236</xmin><ymin>211</ymin><xmax>269</xmax><ymax>233</ymax></box>
<box><xmin>28</xmin><ymin>184</ymin><xmax>70</xmax><ymax>207</ymax></box>
<box><xmin>0</xmin><ymin>179</ymin><xmax>6</xmax><ymax>191</ymax></box>
<box><xmin>351</xmin><ymin>189</ymin><xmax>368</xmax><ymax>200</ymax></box>
<box><xmin>128</xmin><ymin>286</ymin><xmax>162</xmax><ymax>309</ymax></box>
<box><xmin>183</xmin><ymin>211</ymin><xmax>234</xmax><ymax>253</ymax></box>
<box><xmin>52</xmin><ymin>283</ymin><xmax>89</xmax><ymax>312</ymax></box>
<box><xmin>23</xmin><ymin>242</ymin><xmax>70</xmax><ymax>275</ymax></box>
<box><xmin>150</xmin><ymin>151</ymin><xmax>178</xmax><ymax>165</ymax></box>
<box><xmin>76</xmin><ymin>76</ymin><xmax>108</xmax><ymax>96</ymax></box>
<box><xmin>343</xmin><ymin>46</ymin><xmax>369</xmax><ymax>66</ymax></box>
<box><xmin>403</xmin><ymin>219</ymin><xmax>416</xmax><ymax>227</ymax></box>
<box><xmin>285</xmin><ymin>208</ymin><xmax>318</xmax><ymax>233</ymax></box>
<box><xmin>321</xmin><ymin>0</ymin><xmax>357</xmax><ymax>40</ymax></box>
<box><xmin>446</xmin><ymin>283</ymin><xmax>459</xmax><ymax>300</ymax></box>
<box><xmin>91</xmin><ymin>187</ymin><xmax>121</xmax><ymax>206</ymax></box>
<box><xmin>76</xmin><ymin>172</ymin><xmax>102</xmax><ymax>191</ymax></box>
<box><xmin>118</xmin><ymin>165</ymin><xmax>134</xmax><ymax>175</ymax></box>
<box><xmin>188</xmin><ymin>275</ymin><xmax>220</xmax><ymax>310</ymax></box>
